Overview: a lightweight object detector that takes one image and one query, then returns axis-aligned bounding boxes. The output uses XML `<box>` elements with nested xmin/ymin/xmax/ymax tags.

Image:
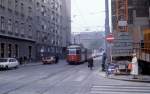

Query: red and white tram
<box><xmin>66</xmin><ymin>45</ymin><xmax>87</xmax><ymax>64</ymax></box>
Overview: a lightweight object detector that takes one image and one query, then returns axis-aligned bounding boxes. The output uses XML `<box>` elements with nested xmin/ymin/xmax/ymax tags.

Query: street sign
<box><xmin>118</xmin><ymin>21</ymin><xmax>127</xmax><ymax>26</ymax></box>
<box><xmin>106</xmin><ymin>33</ymin><xmax>114</xmax><ymax>43</ymax></box>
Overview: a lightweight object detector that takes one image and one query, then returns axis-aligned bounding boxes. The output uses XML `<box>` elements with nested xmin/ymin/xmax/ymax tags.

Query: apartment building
<box><xmin>0</xmin><ymin>0</ymin><xmax>71</xmax><ymax>60</ymax></box>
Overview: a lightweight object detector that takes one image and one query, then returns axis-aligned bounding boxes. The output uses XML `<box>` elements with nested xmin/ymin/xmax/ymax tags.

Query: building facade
<box><xmin>111</xmin><ymin>0</ymin><xmax>149</xmax><ymax>51</ymax></box>
<box><xmin>111</xmin><ymin>0</ymin><xmax>150</xmax><ymax>73</ymax></box>
<box><xmin>111</xmin><ymin>0</ymin><xmax>149</xmax><ymax>42</ymax></box>
<box><xmin>0</xmin><ymin>0</ymin><xmax>71</xmax><ymax>60</ymax></box>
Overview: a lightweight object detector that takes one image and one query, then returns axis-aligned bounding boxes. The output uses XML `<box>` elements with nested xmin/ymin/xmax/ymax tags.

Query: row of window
<box><xmin>39</xmin><ymin>46</ymin><xmax>62</xmax><ymax>54</ymax></box>
<box><xmin>0</xmin><ymin>43</ymin><xmax>18</xmax><ymax>58</ymax></box>
<box><xmin>0</xmin><ymin>0</ymin><xmax>34</xmax><ymax>16</ymax></box>
<box><xmin>0</xmin><ymin>0</ymin><xmax>68</xmax><ymax>46</ymax></box>
<box><xmin>0</xmin><ymin>16</ymin><xmax>33</xmax><ymax>37</ymax></box>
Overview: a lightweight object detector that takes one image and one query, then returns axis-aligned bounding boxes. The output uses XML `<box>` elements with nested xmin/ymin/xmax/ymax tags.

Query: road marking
<box><xmin>90</xmin><ymin>85</ymin><xmax>150</xmax><ymax>94</ymax></box>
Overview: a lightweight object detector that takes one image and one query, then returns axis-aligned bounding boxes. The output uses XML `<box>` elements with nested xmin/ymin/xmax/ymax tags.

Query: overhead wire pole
<box><xmin>105</xmin><ymin>0</ymin><xmax>111</xmax><ymax>63</ymax></box>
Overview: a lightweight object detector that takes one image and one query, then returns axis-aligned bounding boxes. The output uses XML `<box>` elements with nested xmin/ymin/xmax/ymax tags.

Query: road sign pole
<box><xmin>106</xmin><ymin>33</ymin><xmax>114</xmax><ymax>64</ymax></box>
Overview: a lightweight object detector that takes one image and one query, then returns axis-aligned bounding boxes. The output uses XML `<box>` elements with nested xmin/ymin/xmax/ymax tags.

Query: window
<box><xmin>9</xmin><ymin>59</ymin><xmax>16</xmax><ymax>62</ymax></box>
<box><xmin>1</xmin><ymin>16</ymin><xmax>5</xmax><ymax>30</ymax></box>
<box><xmin>41</xmin><ymin>6</ymin><xmax>45</xmax><ymax>12</ymax></box>
<box><xmin>8</xmin><ymin>44</ymin><xmax>12</xmax><ymax>57</ymax></box>
<box><xmin>15</xmin><ymin>0</ymin><xmax>18</xmax><ymax>8</ymax></box>
<box><xmin>28</xmin><ymin>25</ymin><xmax>32</xmax><ymax>36</ymax></box>
<box><xmin>37</xmin><ymin>2</ymin><xmax>40</xmax><ymax>7</ymax></box>
<box><xmin>36</xmin><ymin>2</ymin><xmax>40</xmax><ymax>11</ymax></box>
<box><xmin>15</xmin><ymin>21</ymin><xmax>18</xmax><ymax>33</ymax></box>
<box><xmin>21</xmin><ymin>23</ymin><xmax>25</xmax><ymax>35</ymax></box>
<box><xmin>28</xmin><ymin>6</ymin><xmax>32</xmax><ymax>14</ymax></box>
<box><xmin>15</xmin><ymin>44</ymin><xmax>18</xmax><ymax>57</ymax></box>
<box><xmin>135</xmin><ymin>0</ymin><xmax>149</xmax><ymax>17</ymax></box>
<box><xmin>8</xmin><ymin>19</ymin><xmax>12</xmax><ymax>32</ymax></box>
<box><xmin>68</xmin><ymin>49</ymin><xmax>76</xmax><ymax>55</ymax></box>
<box><xmin>21</xmin><ymin>3</ymin><xmax>24</xmax><ymax>12</ymax></box>
<box><xmin>41</xmin><ymin>24</ymin><xmax>46</xmax><ymax>30</ymax></box>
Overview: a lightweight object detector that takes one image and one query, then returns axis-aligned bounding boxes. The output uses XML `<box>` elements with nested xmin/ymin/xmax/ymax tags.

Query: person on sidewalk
<box><xmin>55</xmin><ymin>55</ymin><xmax>59</xmax><ymax>64</ymax></box>
<box><xmin>102</xmin><ymin>52</ymin><xmax>107</xmax><ymax>71</ymax></box>
<box><xmin>131</xmin><ymin>53</ymin><xmax>138</xmax><ymax>79</ymax></box>
<box><xmin>88</xmin><ymin>56</ymin><xmax>94</xmax><ymax>70</ymax></box>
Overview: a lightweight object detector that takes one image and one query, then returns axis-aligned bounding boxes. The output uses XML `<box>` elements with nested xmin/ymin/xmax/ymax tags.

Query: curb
<box><xmin>98</xmin><ymin>71</ymin><xmax>150</xmax><ymax>83</ymax></box>
<box><xmin>19</xmin><ymin>60</ymin><xmax>65</xmax><ymax>67</ymax></box>
<box><xmin>109</xmin><ymin>77</ymin><xmax>150</xmax><ymax>83</ymax></box>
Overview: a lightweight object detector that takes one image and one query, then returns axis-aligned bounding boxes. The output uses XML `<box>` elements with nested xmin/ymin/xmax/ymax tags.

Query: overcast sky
<box><xmin>71</xmin><ymin>0</ymin><xmax>106</xmax><ymax>33</ymax></box>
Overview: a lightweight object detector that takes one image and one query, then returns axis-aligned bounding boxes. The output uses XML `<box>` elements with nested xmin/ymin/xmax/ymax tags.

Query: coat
<box><xmin>102</xmin><ymin>53</ymin><xmax>106</xmax><ymax>64</ymax></box>
<box><xmin>131</xmin><ymin>56</ymin><xmax>138</xmax><ymax>75</ymax></box>
<box><xmin>88</xmin><ymin>58</ymin><xmax>93</xmax><ymax>67</ymax></box>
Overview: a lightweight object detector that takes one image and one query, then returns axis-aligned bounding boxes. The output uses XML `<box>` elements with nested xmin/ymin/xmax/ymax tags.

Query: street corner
<box><xmin>95</xmin><ymin>69</ymin><xmax>106</xmax><ymax>78</ymax></box>
<box><xmin>95</xmin><ymin>68</ymin><xmax>150</xmax><ymax>83</ymax></box>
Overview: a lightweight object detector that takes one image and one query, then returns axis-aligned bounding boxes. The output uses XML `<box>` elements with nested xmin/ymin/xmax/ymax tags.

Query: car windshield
<box><xmin>0</xmin><ymin>59</ymin><xmax>8</xmax><ymax>62</ymax></box>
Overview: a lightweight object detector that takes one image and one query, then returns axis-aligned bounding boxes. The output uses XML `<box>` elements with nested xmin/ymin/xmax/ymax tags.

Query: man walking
<box><xmin>55</xmin><ymin>55</ymin><xmax>59</xmax><ymax>64</ymax></box>
<box><xmin>88</xmin><ymin>57</ymin><xmax>94</xmax><ymax>70</ymax></box>
<box><xmin>102</xmin><ymin>52</ymin><xmax>106</xmax><ymax>71</ymax></box>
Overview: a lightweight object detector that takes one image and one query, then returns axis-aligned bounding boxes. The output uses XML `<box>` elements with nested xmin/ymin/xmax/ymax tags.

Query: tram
<box><xmin>66</xmin><ymin>44</ymin><xmax>87</xmax><ymax>64</ymax></box>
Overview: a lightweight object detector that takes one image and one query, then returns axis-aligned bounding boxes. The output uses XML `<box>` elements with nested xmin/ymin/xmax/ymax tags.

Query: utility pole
<box><xmin>105</xmin><ymin>0</ymin><xmax>110</xmax><ymax>62</ymax></box>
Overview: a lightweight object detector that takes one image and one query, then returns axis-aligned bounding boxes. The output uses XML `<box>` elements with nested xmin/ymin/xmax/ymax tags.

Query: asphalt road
<box><xmin>0</xmin><ymin>59</ymin><xmax>150</xmax><ymax>94</ymax></box>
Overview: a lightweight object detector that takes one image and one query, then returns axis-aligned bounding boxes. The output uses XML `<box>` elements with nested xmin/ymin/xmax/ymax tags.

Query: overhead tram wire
<box><xmin>73</xmin><ymin>0</ymin><xmax>88</xmax><ymax>27</ymax></box>
<box><xmin>72</xmin><ymin>1</ymin><xmax>105</xmax><ymax>32</ymax></box>
<box><xmin>72</xmin><ymin>17</ymin><xmax>105</xmax><ymax>32</ymax></box>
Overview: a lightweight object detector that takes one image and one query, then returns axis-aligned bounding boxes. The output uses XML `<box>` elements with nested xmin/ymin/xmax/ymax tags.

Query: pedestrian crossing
<box><xmin>90</xmin><ymin>85</ymin><xmax>150</xmax><ymax>94</ymax></box>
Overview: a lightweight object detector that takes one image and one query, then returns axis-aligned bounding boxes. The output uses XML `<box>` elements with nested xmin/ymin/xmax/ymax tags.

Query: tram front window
<box><xmin>68</xmin><ymin>50</ymin><xmax>76</xmax><ymax>55</ymax></box>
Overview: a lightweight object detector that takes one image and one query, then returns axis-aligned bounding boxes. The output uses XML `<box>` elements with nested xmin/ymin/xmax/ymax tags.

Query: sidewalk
<box><xmin>20</xmin><ymin>61</ymin><xmax>42</xmax><ymax>67</ymax></box>
<box><xmin>20</xmin><ymin>60</ymin><xmax>66</xmax><ymax>67</ymax></box>
<box><xmin>98</xmin><ymin>71</ymin><xmax>150</xmax><ymax>83</ymax></box>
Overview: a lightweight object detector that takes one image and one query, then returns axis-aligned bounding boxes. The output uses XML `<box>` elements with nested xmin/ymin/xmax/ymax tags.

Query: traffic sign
<box><xmin>106</xmin><ymin>33</ymin><xmax>114</xmax><ymax>43</ymax></box>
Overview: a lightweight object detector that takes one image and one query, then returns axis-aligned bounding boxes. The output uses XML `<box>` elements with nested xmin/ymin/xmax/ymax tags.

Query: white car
<box><xmin>0</xmin><ymin>58</ymin><xmax>19</xmax><ymax>69</ymax></box>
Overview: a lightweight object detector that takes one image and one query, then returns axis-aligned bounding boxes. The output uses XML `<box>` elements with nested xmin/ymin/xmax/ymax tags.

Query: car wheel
<box><xmin>14</xmin><ymin>66</ymin><xmax>18</xmax><ymax>69</ymax></box>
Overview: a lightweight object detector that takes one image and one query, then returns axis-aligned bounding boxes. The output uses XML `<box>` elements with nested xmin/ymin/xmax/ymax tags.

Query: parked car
<box><xmin>42</xmin><ymin>56</ymin><xmax>56</xmax><ymax>64</ymax></box>
<box><xmin>0</xmin><ymin>58</ymin><xmax>19</xmax><ymax>69</ymax></box>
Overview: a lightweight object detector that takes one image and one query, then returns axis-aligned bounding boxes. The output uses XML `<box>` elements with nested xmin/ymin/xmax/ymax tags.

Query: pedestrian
<box><xmin>55</xmin><ymin>55</ymin><xmax>59</xmax><ymax>64</ymax></box>
<box><xmin>102</xmin><ymin>52</ymin><xmax>107</xmax><ymax>71</ymax></box>
<box><xmin>19</xmin><ymin>57</ymin><xmax>23</xmax><ymax>65</ymax></box>
<box><xmin>131</xmin><ymin>53</ymin><xmax>138</xmax><ymax>79</ymax></box>
<box><xmin>88</xmin><ymin>57</ymin><xmax>94</xmax><ymax>70</ymax></box>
